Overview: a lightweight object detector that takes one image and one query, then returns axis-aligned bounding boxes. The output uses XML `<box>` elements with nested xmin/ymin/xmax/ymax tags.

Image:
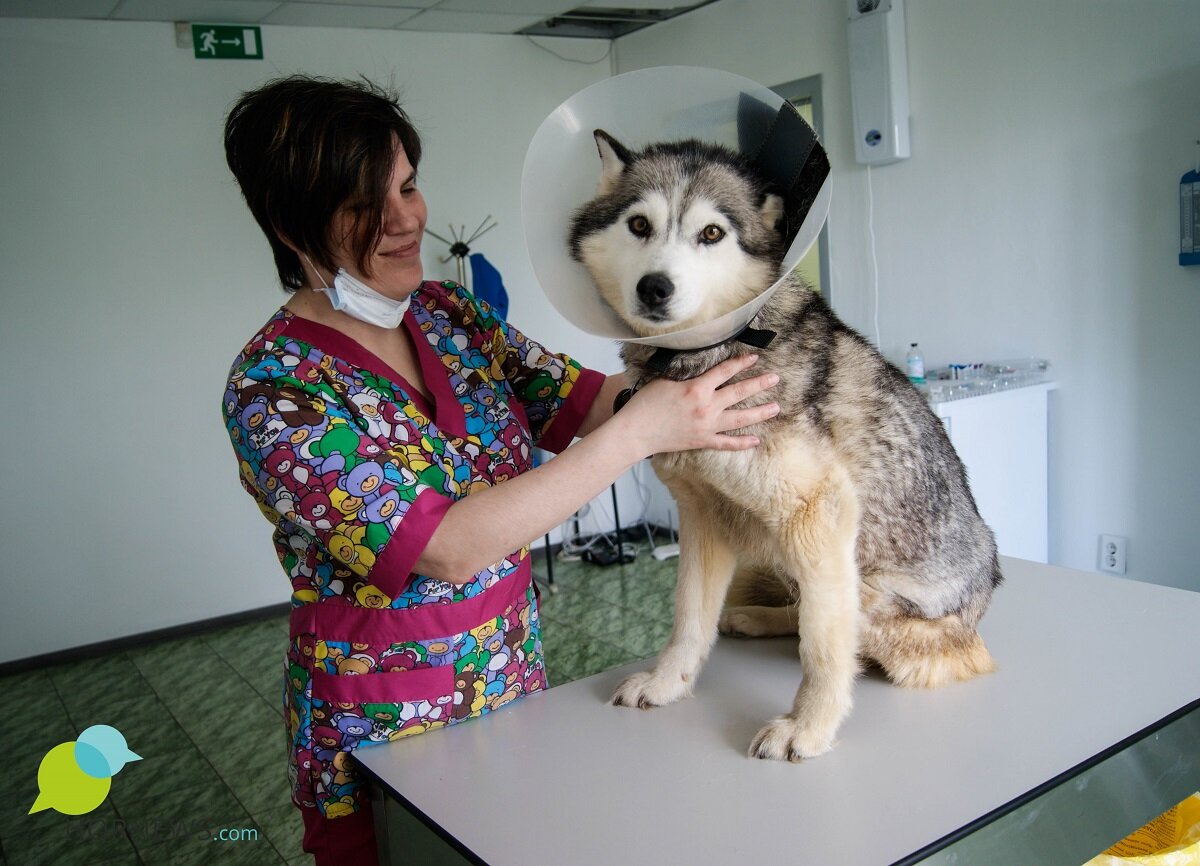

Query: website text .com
<box><xmin>71</xmin><ymin>818</ymin><xmax>261</xmax><ymax>843</ymax></box>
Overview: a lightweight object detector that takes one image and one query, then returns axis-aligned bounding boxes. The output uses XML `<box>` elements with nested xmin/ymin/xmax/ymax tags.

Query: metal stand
<box><xmin>541</xmin><ymin>532</ymin><xmax>556</xmax><ymax>594</ymax></box>
<box><xmin>611</xmin><ymin>484</ymin><xmax>622</xmax><ymax>555</ymax></box>
<box><xmin>425</xmin><ymin>216</ymin><xmax>497</xmax><ymax>287</ymax></box>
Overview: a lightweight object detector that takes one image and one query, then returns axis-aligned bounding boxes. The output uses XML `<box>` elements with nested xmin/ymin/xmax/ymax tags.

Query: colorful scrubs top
<box><xmin>222</xmin><ymin>280</ymin><xmax>604</xmax><ymax>818</ymax></box>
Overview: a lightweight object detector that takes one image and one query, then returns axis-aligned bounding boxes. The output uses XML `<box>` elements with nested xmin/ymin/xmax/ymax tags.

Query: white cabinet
<box><xmin>930</xmin><ymin>382</ymin><xmax>1057</xmax><ymax>563</ymax></box>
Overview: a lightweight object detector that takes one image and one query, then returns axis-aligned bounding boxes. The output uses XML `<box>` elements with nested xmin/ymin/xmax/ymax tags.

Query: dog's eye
<box><xmin>627</xmin><ymin>215</ymin><xmax>651</xmax><ymax>238</ymax></box>
<box><xmin>699</xmin><ymin>224</ymin><xmax>725</xmax><ymax>244</ymax></box>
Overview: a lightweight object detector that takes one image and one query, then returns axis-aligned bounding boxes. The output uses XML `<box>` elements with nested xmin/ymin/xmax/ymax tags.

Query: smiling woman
<box><xmin>221</xmin><ymin>76</ymin><xmax>609</xmax><ymax>865</ymax></box>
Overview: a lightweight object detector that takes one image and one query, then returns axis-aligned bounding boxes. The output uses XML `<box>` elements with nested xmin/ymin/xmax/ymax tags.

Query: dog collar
<box><xmin>645</xmin><ymin>324</ymin><xmax>778</xmax><ymax>374</ymax></box>
<box><xmin>612</xmin><ymin>323</ymin><xmax>778</xmax><ymax>413</ymax></box>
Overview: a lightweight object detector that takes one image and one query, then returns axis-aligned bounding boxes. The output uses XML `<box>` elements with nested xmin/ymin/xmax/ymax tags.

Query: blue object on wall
<box><xmin>470</xmin><ymin>252</ymin><xmax>510</xmax><ymax>317</ymax></box>
<box><xmin>1182</xmin><ymin>167</ymin><xmax>1200</xmax><ymax>267</ymax></box>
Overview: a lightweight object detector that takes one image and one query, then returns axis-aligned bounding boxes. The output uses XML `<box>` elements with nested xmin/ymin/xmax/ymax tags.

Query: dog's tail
<box><xmin>860</xmin><ymin>612</ymin><xmax>997</xmax><ymax>689</ymax></box>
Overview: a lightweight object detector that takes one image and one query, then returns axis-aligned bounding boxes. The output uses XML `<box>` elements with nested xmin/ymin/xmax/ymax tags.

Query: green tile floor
<box><xmin>0</xmin><ymin>552</ymin><xmax>678</xmax><ymax>865</ymax></box>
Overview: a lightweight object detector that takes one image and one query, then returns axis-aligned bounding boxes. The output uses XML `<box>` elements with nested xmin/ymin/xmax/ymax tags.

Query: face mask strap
<box><xmin>302</xmin><ymin>254</ymin><xmax>332</xmax><ymax>291</ymax></box>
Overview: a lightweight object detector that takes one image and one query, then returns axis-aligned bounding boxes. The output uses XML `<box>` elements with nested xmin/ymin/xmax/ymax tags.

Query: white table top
<box><xmin>356</xmin><ymin>558</ymin><xmax>1200</xmax><ymax>865</ymax></box>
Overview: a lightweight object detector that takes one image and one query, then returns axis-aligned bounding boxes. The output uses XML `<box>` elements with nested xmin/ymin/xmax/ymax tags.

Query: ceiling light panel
<box><xmin>397</xmin><ymin>9</ymin><xmax>544</xmax><ymax>33</ymax></box>
<box><xmin>111</xmin><ymin>0</ymin><xmax>279</xmax><ymax>24</ymax></box>
<box><xmin>262</xmin><ymin>2</ymin><xmax>422</xmax><ymax>28</ymax></box>
<box><xmin>435</xmin><ymin>0</ymin><xmax>576</xmax><ymax>14</ymax></box>
<box><xmin>288</xmin><ymin>0</ymin><xmax>439</xmax><ymax>8</ymax></box>
<box><xmin>0</xmin><ymin>0</ymin><xmax>121</xmax><ymax>18</ymax></box>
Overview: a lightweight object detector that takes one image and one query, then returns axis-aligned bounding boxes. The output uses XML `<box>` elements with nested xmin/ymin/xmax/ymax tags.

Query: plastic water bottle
<box><xmin>905</xmin><ymin>343</ymin><xmax>926</xmax><ymax>384</ymax></box>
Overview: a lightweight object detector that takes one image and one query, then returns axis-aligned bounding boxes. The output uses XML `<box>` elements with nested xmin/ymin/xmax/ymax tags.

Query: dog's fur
<box><xmin>569</xmin><ymin>130</ymin><xmax>1002</xmax><ymax>761</ymax></box>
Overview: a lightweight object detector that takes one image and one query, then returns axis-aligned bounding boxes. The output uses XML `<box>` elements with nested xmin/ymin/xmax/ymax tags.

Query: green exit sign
<box><xmin>192</xmin><ymin>24</ymin><xmax>263</xmax><ymax>60</ymax></box>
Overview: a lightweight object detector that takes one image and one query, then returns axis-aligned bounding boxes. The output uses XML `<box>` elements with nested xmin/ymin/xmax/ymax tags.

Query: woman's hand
<box><xmin>617</xmin><ymin>354</ymin><xmax>779</xmax><ymax>457</ymax></box>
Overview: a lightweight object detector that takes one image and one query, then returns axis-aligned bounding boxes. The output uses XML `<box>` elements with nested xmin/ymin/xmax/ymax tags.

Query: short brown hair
<box><xmin>223</xmin><ymin>76</ymin><xmax>422</xmax><ymax>290</ymax></box>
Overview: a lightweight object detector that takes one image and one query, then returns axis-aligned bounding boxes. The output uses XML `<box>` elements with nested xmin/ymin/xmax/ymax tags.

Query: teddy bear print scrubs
<box><xmin>222</xmin><ymin>280</ymin><xmax>604</xmax><ymax>818</ymax></box>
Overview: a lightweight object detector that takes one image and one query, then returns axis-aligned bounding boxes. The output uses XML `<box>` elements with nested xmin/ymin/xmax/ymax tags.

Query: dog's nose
<box><xmin>636</xmin><ymin>272</ymin><xmax>674</xmax><ymax>307</ymax></box>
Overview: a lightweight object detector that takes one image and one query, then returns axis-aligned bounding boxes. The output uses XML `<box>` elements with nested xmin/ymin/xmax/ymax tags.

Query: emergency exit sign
<box><xmin>192</xmin><ymin>24</ymin><xmax>262</xmax><ymax>60</ymax></box>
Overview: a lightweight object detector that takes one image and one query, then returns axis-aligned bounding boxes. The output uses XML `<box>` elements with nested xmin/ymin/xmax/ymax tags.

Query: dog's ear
<box><xmin>593</xmin><ymin>129</ymin><xmax>631</xmax><ymax>196</ymax></box>
<box><xmin>759</xmin><ymin>193</ymin><xmax>785</xmax><ymax>233</ymax></box>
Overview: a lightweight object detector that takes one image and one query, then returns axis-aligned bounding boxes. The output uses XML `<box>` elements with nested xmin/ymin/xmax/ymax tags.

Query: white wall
<box><xmin>616</xmin><ymin>0</ymin><xmax>1200</xmax><ymax>591</ymax></box>
<box><xmin>0</xmin><ymin>17</ymin><xmax>616</xmax><ymax>664</ymax></box>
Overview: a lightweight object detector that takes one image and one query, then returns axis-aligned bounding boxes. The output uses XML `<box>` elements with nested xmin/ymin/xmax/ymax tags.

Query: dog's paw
<box><xmin>718</xmin><ymin>605</ymin><xmax>797</xmax><ymax>638</ymax></box>
<box><xmin>748</xmin><ymin>716</ymin><xmax>835</xmax><ymax>762</ymax></box>
<box><xmin>611</xmin><ymin>670</ymin><xmax>691</xmax><ymax>709</ymax></box>
<box><xmin>718</xmin><ymin>607</ymin><xmax>767</xmax><ymax>637</ymax></box>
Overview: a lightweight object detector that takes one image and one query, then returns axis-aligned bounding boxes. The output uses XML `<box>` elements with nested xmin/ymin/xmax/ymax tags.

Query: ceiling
<box><xmin>0</xmin><ymin>0</ymin><xmax>719</xmax><ymax>38</ymax></box>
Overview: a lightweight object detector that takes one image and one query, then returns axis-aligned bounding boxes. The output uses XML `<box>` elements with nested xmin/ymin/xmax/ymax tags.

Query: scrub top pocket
<box><xmin>310</xmin><ymin>664</ymin><xmax>455</xmax><ymax>743</ymax></box>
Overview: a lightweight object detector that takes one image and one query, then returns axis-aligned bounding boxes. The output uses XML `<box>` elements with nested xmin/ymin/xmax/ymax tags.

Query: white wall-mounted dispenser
<box><xmin>847</xmin><ymin>0</ymin><xmax>911</xmax><ymax>165</ymax></box>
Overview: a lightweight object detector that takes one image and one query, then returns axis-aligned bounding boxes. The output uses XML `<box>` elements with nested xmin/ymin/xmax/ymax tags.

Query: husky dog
<box><xmin>570</xmin><ymin>130</ymin><xmax>1002</xmax><ymax>761</ymax></box>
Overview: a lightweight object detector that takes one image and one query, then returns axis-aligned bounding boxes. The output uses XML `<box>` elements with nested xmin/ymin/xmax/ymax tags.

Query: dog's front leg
<box><xmin>749</xmin><ymin>467</ymin><xmax>861</xmax><ymax>761</ymax></box>
<box><xmin>612</xmin><ymin>486</ymin><xmax>735</xmax><ymax>709</ymax></box>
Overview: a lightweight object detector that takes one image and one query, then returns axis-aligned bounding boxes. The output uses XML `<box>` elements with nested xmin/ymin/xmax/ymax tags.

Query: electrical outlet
<box><xmin>1098</xmin><ymin>534</ymin><xmax>1127</xmax><ymax>575</ymax></box>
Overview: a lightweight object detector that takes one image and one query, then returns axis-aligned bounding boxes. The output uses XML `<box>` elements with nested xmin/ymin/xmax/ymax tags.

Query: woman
<box><xmin>220</xmin><ymin>76</ymin><xmax>778</xmax><ymax>865</ymax></box>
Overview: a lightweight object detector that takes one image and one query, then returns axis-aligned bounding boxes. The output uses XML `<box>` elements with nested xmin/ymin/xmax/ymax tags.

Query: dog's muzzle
<box><xmin>636</xmin><ymin>272</ymin><xmax>674</xmax><ymax>319</ymax></box>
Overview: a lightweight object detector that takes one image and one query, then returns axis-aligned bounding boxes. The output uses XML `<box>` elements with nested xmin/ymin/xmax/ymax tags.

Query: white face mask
<box><xmin>305</xmin><ymin>255</ymin><xmax>411</xmax><ymax>329</ymax></box>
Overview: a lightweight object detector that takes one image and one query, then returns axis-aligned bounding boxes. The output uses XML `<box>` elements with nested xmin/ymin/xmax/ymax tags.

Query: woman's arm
<box><xmin>417</xmin><ymin>354</ymin><xmax>779</xmax><ymax>583</ymax></box>
<box><xmin>573</xmin><ymin>374</ymin><xmax>627</xmax><ymax>439</ymax></box>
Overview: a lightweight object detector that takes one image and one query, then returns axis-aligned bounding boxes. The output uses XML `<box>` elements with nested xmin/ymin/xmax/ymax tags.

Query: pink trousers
<box><xmin>299</xmin><ymin>803</ymin><xmax>380</xmax><ymax>866</ymax></box>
